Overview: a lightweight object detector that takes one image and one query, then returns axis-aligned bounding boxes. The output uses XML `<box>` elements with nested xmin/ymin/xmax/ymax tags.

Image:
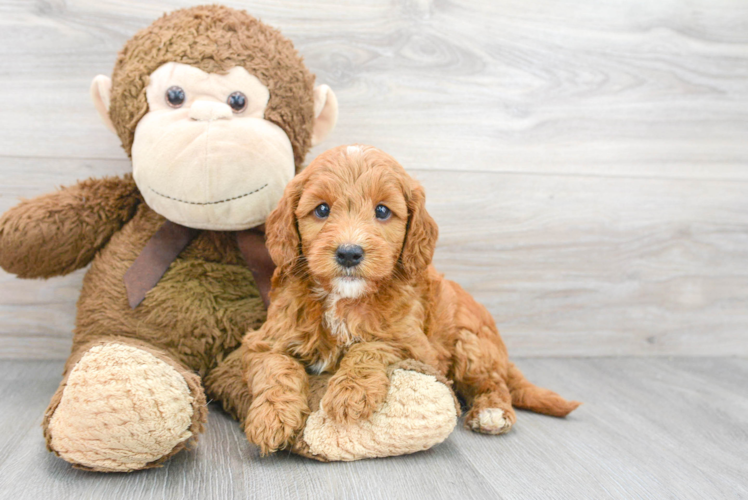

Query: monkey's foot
<box><xmin>294</xmin><ymin>361</ymin><xmax>459</xmax><ymax>461</ymax></box>
<box><xmin>46</xmin><ymin>343</ymin><xmax>200</xmax><ymax>472</ymax></box>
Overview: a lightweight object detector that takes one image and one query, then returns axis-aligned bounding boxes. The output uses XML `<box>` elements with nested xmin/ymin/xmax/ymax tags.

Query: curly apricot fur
<box><xmin>243</xmin><ymin>145</ymin><xmax>581</xmax><ymax>449</ymax></box>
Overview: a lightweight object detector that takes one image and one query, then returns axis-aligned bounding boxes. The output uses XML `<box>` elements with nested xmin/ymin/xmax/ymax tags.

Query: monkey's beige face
<box><xmin>131</xmin><ymin>62</ymin><xmax>296</xmax><ymax>230</ymax></box>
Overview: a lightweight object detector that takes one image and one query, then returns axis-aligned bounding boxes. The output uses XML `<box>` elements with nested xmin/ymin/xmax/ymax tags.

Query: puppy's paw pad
<box><xmin>471</xmin><ymin>408</ymin><xmax>513</xmax><ymax>435</ymax></box>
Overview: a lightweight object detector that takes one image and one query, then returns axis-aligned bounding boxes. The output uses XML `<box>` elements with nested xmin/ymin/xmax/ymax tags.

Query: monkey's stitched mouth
<box><xmin>148</xmin><ymin>183</ymin><xmax>268</xmax><ymax>205</ymax></box>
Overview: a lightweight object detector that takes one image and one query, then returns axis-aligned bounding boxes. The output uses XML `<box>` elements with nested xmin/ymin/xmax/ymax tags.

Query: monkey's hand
<box><xmin>0</xmin><ymin>175</ymin><xmax>139</xmax><ymax>278</ymax></box>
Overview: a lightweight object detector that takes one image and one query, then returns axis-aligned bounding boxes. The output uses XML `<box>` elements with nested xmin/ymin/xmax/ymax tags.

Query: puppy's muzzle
<box><xmin>335</xmin><ymin>244</ymin><xmax>364</xmax><ymax>268</ymax></box>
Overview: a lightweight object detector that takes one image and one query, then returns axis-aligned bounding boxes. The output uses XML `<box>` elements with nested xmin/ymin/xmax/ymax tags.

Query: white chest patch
<box><xmin>323</xmin><ymin>294</ymin><xmax>357</xmax><ymax>347</ymax></box>
<box><xmin>316</xmin><ymin>278</ymin><xmax>366</xmax><ymax>347</ymax></box>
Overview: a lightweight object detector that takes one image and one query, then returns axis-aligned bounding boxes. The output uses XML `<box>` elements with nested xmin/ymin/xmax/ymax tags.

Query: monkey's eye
<box><xmin>165</xmin><ymin>86</ymin><xmax>186</xmax><ymax>108</ymax></box>
<box><xmin>314</xmin><ymin>203</ymin><xmax>330</xmax><ymax>219</ymax></box>
<box><xmin>227</xmin><ymin>91</ymin><xmax>247</xmax><ymax>113</ymax></box>
<box><xmin>375</xmin><ymin>204</ymin><xmax>391</xmax><ymax>221</ymax></box>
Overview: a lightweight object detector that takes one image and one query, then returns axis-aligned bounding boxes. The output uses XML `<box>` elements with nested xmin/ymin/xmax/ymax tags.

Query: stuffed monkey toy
<box><xmin>0</xmin><ymin>5</ymin><xmax>458</xmax><ymax>471</ymax></box>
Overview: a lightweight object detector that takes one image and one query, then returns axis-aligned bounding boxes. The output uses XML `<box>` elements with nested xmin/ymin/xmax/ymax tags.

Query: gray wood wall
<box><xmin>1</xmin><ymin>0</ymin><xmax>746</xmax><ymax>359</ymax></box>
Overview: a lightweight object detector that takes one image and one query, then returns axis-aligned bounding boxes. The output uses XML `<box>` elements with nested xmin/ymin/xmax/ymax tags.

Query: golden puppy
<box><xmin>243</xmin><ymin>145</ymin><xmax>580</xmax><ymax>454</ymax></box>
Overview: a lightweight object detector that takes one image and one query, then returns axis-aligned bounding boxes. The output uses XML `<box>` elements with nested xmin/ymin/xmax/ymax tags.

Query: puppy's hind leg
<box><xmin>446</xmin><ymin>282</ymin><xmax>581</xmax><ymax>434</ymax></box>
<box><xmin>452</xmin><ymin>326</ymin><xmax>517</xmax><ymax>435</ymax></box>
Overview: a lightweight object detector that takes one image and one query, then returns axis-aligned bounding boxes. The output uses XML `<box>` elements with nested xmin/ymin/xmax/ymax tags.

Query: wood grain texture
<box><xmin>1</xmin><ymin>0</ymin><xmax>747</xmax><ymax>357</ymax></box>
<box><xmin>0</xmin><ymin>358</ymin><xmax>746</xmax><ymax>499</ymax></box>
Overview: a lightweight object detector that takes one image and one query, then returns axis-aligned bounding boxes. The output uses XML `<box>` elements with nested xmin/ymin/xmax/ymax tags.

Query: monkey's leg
<box><xmin>43</xmin><ymin>337</ymin><xmax>206</xmax><ymax>472</ymax></box>
<box><xmin>204</xmin><ymin>346</ymin><xmax>253</xmax><ymax>426</ymax></box>
<box><xmin>294</xmin><ymin>360</ymin><xmax>460</xmax><ymax>462</ymax></box>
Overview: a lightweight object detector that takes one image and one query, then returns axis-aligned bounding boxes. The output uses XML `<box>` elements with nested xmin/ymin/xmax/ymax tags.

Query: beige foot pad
<box><xmin>297</xmin><ymin>368</ymin><xmax>458</xmax><ymax>461</ymax></box>
<box><xmin>470</xmin><ymin>408</ymin><xmax>513</xmax><ymax>435</ymax></box>
<box><xmin>47</xmin><ymin>343</ymin><xmax>195</xmax><ymax>472</ymax></box>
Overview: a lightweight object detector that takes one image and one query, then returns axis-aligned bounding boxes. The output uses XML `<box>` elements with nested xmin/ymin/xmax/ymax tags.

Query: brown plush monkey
<box><xmin>0</xmin><ymin>6</ymin><xmax>457</xmax><ymax>472</ymax></box>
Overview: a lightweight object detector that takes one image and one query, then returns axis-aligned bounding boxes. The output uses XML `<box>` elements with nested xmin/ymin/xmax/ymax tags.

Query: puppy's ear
<box><xmin>266</xmin><ymin>173</ymin><xmax>307</xmax><ymax>269</ymax></box>
<box><xmin>400</xmin><ymin>180</ymin><xmax>439</xmax><ymax>278</ymax></box>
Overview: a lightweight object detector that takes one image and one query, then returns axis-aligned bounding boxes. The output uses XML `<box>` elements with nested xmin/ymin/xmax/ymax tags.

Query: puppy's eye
<box><xmin>227</xmin><ymin>91</ymin><xmax>247</xmax><ymax>113</ymax></box>
<box><xmin>165</xmin><ymin>86</ymin><xmax>186</xmax><ymax>108</ymax></box>
<box><xmin>314</xmin><ymin>203</ymin><xmax>330</xmax><ymax>219</ymax></box>
<box><xmin>375</xmin><ymin>204</ymin><xmax>391</xmax><ymax>221</ymax></box>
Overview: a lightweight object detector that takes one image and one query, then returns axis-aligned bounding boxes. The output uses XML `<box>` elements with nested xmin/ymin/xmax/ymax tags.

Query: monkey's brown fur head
<box><xmin>109</xmin><ymin>5</ymin><xmax>315</xmax><ymax>169</ymax></box>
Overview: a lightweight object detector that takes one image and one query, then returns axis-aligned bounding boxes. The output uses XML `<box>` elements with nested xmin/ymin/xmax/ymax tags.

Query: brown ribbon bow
<box><xmin>123</xmin><ymin>220</ymin><xmax>276</xmax><ymax>309</ymax></box>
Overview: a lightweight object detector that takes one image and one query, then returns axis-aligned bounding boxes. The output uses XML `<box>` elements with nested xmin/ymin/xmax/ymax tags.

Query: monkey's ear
<box><xmin>90</xmin><ymin>75</ymin><xmax>117</xmax><ymax>134</ymax></box>
<box><xmin>311</xmin><ymin>85</ymin><xmax>338</xmax><ymax>146</ymax></box>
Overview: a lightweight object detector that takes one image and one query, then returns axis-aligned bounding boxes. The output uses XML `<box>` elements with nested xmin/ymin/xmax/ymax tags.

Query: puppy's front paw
<box><xmin>245</xmin><ymin>400</ymin><xmax>307</xmax><ymax>455</ymax></box>
<box><xmin>321</xmin><ymin>372</ymin><xmax>389</xmax><ymax>424</ymax></box>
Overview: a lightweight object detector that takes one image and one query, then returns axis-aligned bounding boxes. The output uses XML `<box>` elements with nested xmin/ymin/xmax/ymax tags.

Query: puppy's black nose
<box><xmin>335</xmin><ymin>245</ymin><xmax>364</xmax><ymax>268</ymax></box>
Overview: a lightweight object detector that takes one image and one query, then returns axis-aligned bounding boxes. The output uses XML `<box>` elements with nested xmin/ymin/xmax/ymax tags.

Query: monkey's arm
<box><xmin>0</xmin><ymin>175</ymin><xmax>140</xmax><ymax>278</ymax></box>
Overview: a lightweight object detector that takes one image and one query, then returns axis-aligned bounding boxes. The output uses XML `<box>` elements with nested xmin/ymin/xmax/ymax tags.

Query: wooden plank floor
<box><xmin>0</xmin><ymin>358</ymin><xmax>745</xmax><ymax>500</ymax></box>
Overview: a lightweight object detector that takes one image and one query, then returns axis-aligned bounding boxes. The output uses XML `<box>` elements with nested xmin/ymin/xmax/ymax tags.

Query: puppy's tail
<box><xmin>507</xmin><ymin>362</ymin><xmax>582</xmax><ymax>417</ymax></box>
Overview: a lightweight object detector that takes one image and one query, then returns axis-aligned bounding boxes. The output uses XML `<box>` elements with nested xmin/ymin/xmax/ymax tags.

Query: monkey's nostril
<box><xmin>335</xmin><ymin>245</ymin><xmax>364</xmax><ymax>268</ymax></box>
